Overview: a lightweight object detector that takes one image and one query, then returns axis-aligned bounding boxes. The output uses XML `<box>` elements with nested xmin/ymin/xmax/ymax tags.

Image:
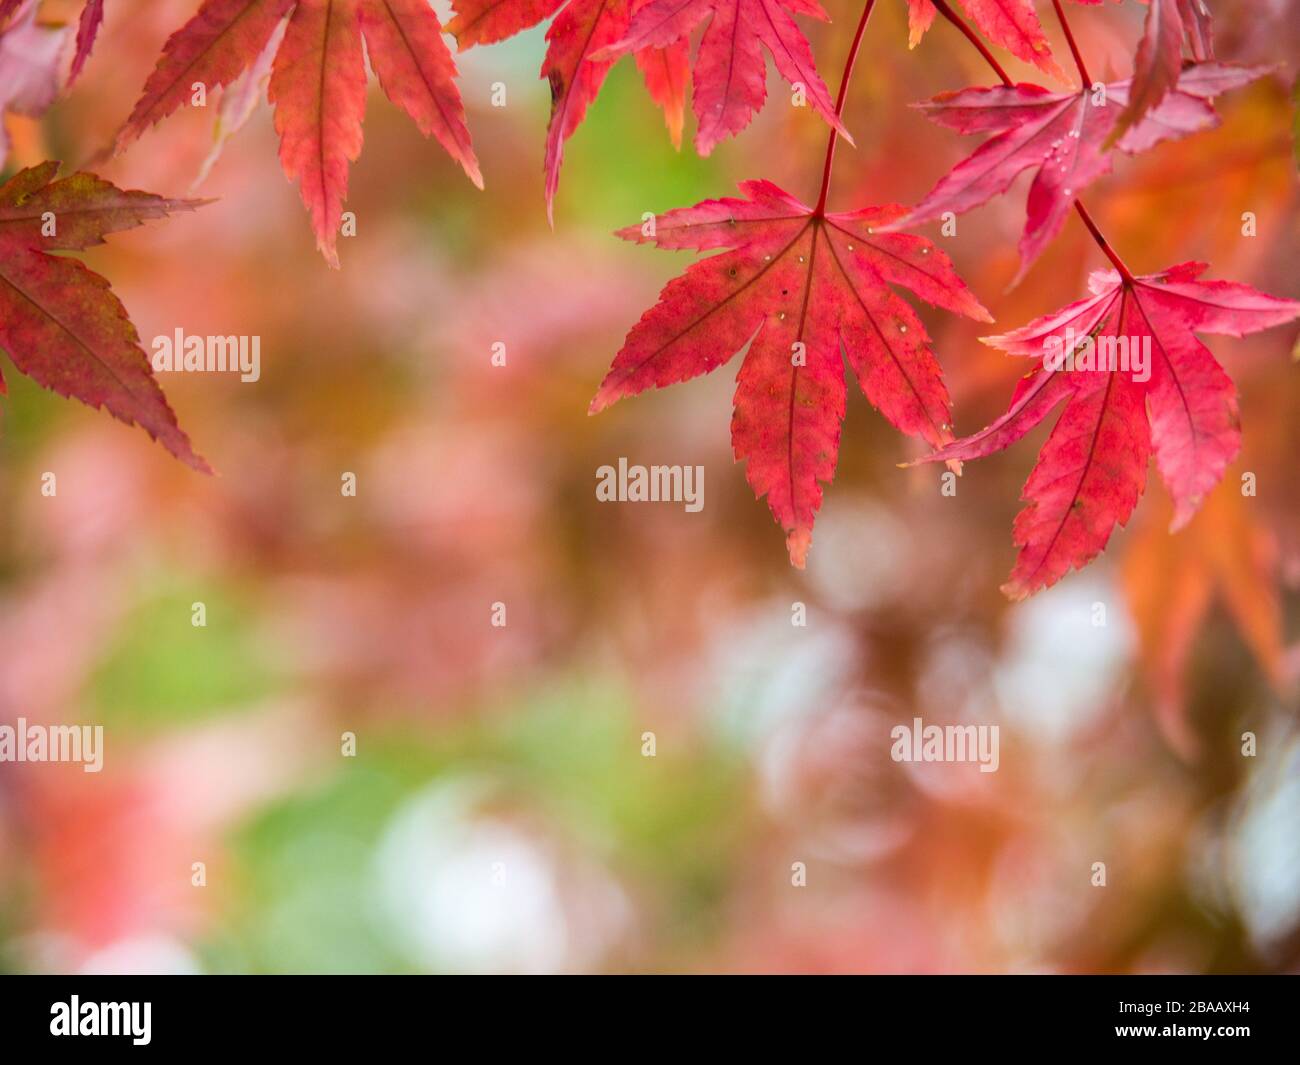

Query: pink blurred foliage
<box><xmin>0</xmin><ymin>0</ymin><xmax>1292</xmax><ymax>974</ymax></box>
<box><xmin>14</xmin><ymin>702</ymin><xmax>320</xmax><ymax>968</ymax></box>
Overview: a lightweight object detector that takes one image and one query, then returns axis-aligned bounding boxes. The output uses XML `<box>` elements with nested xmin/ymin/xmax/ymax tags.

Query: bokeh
<box><xmin>0</xmin><ymin>0</ymin><xmax>1296</xmax><ymax>974</ymax></box>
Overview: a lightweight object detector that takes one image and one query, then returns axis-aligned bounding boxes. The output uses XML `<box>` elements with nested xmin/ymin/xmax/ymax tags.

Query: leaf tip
<box><xmin>999</xmin><ymin>579</ymin><xmax>1031</xmax><ymax>603</ymax></box>
<box><xmin>589</xmin><ymin>384</ymin><xmax>619</xmax><ymax>414</ymax></box>
<box><xmin>786</xmin><ymin>528</ymin><xmax>811</xmax><ymax>569</ymax></box>
<box><xmin>1167</xmin><ymin>501</ymin><xmax>1198</xmax><ymax>534</ymax></box>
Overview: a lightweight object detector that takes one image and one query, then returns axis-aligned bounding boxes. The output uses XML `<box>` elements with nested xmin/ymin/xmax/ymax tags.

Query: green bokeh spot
<box><xmin>88</xmin><ymin>581</ymin><xmax>281</xmax><ymax>733</ymax></box>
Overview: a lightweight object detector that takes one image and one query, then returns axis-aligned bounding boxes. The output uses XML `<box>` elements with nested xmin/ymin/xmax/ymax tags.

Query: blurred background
<box><xmin>0</xmin><ymin>0</ymin><xmax>1296</xmax><ymax>974</ymax></box>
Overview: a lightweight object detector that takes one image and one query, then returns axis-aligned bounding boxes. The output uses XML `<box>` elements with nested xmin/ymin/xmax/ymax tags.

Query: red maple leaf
<box><xmin>116</xmin><ymin>0</ymin><xmax>481</xmax><ymax>267</ymax></box>
<box><xmin>593</xmin><ymin>0</ymin><xmax>850</xmax><ymax>157</ymax></box>
<box><xmin>69</xmin><ymin>0</ymin><xmax>105</xmax><ymax>83</ymax></box>
<box><xmin>0</xmin><ymin>162</ymin><xmax>209</xmax><ymax>471</ymax></box>
<box><xmin>0</xmin><ymin>0</ymin><xmax>71</xmax><ymax>168</ymax></box>
<box><xmin>884</xmin><ymin>62</ymin><xmax>1266</xmax><ymax>283</ymax></box>
<box><xmin>1073</xmin><ymin>0</ymin><xmax>1215</xmax><ymax>63</ymax></box>
<box><xmin>590</xmin><ymin>179</ymin><xmax>990</xmax><ymax>566</ymax></box>
<box><xmin>1123</xmin><ymin>485</ymin><xmax>1281</xmax><ymax>760</ymax></box>
<box><xmin>914</xmin><ymin>262</ymin><xmax>1300</xmax><ymax>599</ymax></box>
<box><xmin>539</xmin><ymin>0</ymin><xmax>690</xmax><ymax>223</ymax></box>
<box><xmin>634</xmin><ymin>26</ymin><xmax>690</xmax><ymax>150</ymax></box>
<box><xmin>446</xmin><ymin>0</ymin><xmax>691</xmax><ymax>223</ymax></box>
<box><xmin>1170</xmin><ymin>0</ymin><xmax>1213</xmax><ymax>62</ymax></box>
<box><xmin>906</xmin><ymin>0</ymin><xmax>1060</xmax><ymax>77</ymax></box>
<box><xmin>448</xmin><ymin>0</ymin><xmax>839</xmax><ymax>221</ymax></box>
<box><xmin>0</xmin><ymin>0</ymin><xmax>105</xmax><ymax>83</ymax></box>
<box><xmin>1105</xmin><ymin>0</ymin><xmax>1216</xmax><ymax>146</ymax></box>
<box><xmin>1110</xmin><ymin>0</ymin><xmax>1184</xmax><ymax>144</ymax></box>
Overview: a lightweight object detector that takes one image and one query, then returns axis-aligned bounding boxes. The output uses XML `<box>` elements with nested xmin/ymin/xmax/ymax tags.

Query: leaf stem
<box><xmin>1051</xmin><ymin>0</ymin><xmax>1092</xmax><ymax>87</ymax></box>
<box><xmin>1072</xmin><ymin>200</ymin><xmax>1135</xmax><ymax>283</ymax></box>
<box><xmin>929</xmin><ymin>0</ymin><xmax>1013</xmax><ymax>86</ymax></box>
<box><xmin>813</xmin><ymin>0</ymin><xmax>878</xmax><ymax>216</ymax></box>
<box><xmin>932</xmin><ymin>0</ymin><xmax>1136</xmax><ymax>282</ymax></box>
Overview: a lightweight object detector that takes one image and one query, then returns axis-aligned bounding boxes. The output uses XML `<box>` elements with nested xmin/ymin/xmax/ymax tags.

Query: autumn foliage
<box><xmin>0</xmin><ymin>0</ymin><xmax>1295</xmax><ymax>604</ymax></box>
<box><xmin>0</xmin><ymin>0</ymin><xmax>1297</xmax><ymax>979</ymax></box>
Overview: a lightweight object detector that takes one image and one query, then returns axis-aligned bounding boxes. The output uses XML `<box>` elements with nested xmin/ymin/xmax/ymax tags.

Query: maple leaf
<box><xmin>592</xmin><ymin>0</ymin><xmax>850</xmax><ymax>158</ymax></box>
<box><xmin>905</xmin><ymin>0</ymin><xmax>934</xmax><ymax>49</ymax></box>
<box><xmin>537</xmin><ymin>0</ymin><xmax>650</xmax><ymax>226</ymax></box>
<box><xmin>448</xmin><ymin>0</ymin><xmax>808</xmax><ymax>221</ymax></box>
<box><xmin>914</xmin><ymin>262</ymin><xmax>1300</xmax><ymax>599</ymax></box>
<box><xmin>0</xmin><ymin>0</ymin><xmax>105</xmax><ymax>84</ymax></box>
<box><xmin>116</xmin><ymin>0</ymin><xmax>481</xmax><ymax>267</ymax></box>
<box><xmin>70</xmin><ymin>0</ymin><xmax>105</xmax><ymax>83</ymax></box>
<box><xmin>1064</xmin><ymin>0</ymin><xmax>1213</xmax><ymax>62</ymax></box>
<box><xmin>633</xmin><ymin>29</ymin><xmax>690</xmax><ymax>150</ymax></box>
<box><xmin>1110</xmin><ymin>0</ymin><xmax>1183</xmax><ymax>146</ymax></box>
<box><xmin>444</xmin><ymin>0</ymin><xmax>693</xmax><ymax>211</ymax></box>
<box><xmin>884</xmin><ymin>62</ymin><xmax>1267</xmax><ymax>283</ymax></box>
<box><xmin>0</xmin><ymin>0</ymin><xmax>71</xmax><ymax>169</ymax></box>
<box><xmin>1172</xmin><ymin>0</ymin><xmax>1213</xmax><ymax>62</ymax></box>
<box><xmin>1123</xmin><ymin>484</ymin><xmax>1284</xmax><ymax>760</ymax></box>
<box><xmin>590</xmin><ymin>179</ymin><xmax>990</xmax><ymax>566</ymax></box>
<box><xmin>0</xmin><ymin>162</ymin><xmax>210</xmax><ymax>471</ymax></box>
<box><xmin>1105</xmin><ymin>0</ymin><xmax>1216</xmax><ymax>146</ymax></box>
<box><xmin>905</xmin><ymin>0</ymin><xmax>1060</xmax><ymax>78</ymax></box>
<box><xmin>194</xmin><ymin>18</ymin><xmax>287</xmax><ymax>190</ymax></box>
